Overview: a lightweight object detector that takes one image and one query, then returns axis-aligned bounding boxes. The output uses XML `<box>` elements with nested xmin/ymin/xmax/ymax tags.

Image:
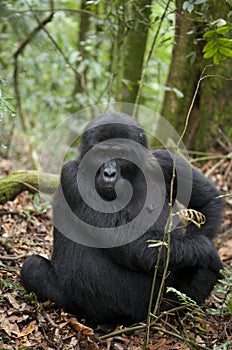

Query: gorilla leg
<box><xmin>21</xmin><ymin>255</ymin><xmax>63</xmax><ymax>305</ymax></box>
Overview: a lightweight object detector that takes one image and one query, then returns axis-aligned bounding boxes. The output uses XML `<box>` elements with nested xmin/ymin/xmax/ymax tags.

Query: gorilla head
<box><xmin>79</xmin><ymin>113</ymin><xmax>150</xmax><ymax>202</ymax></box>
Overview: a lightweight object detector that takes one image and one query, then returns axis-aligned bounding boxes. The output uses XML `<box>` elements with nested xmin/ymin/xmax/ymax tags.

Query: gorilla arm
<box><xmin>153</xmin><ymin>149</ymin><xmax>224</xmax><ymax>240</ymax></box>
<box><xmin>108</xmin><ymin>150</ymin><xmax>223</xmax><ymax>276</ymax></box>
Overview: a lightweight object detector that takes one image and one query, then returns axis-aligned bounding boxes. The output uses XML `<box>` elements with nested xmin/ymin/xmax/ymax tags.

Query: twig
<box><xmin>191</xmin><ymin>153</ymin><xmax>231</xmax><ymax>163</ymax></box>
<box><xmin>205</xmin><ymin>152</ymin><xmax>232</xmax><ymax>177</ymax></box>
<box><xmin>1</xmin><ymin>254</ymin><xmax>30</xmax><ymax>261</ymax></box>
<box><xmin>100</xmin><ymin>320</ymin><xmax>210</xmax><ymax>349</ymax></box>
<box><xmin>44</xmin><ymin>313</ymin><xmax>58</xmax><ymax>327</ymax></box>
<box><xmin>145</xmin><ymin>243</ymin><xmax>164</xmax><ymax>343</ymax></box>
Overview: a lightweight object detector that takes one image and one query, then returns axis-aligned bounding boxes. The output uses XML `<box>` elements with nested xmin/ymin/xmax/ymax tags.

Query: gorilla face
<box><xmin>81</xmin><ymin>115</ymin><xmax>147</xmax><ymax>201</ymax></box>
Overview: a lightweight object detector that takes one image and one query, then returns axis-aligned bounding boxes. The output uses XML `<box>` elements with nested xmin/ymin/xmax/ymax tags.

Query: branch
<box><xmin>13</xmin><ymin>8</ymin><xmax>55</xmax><ymax>132</ymax></box>
<box><xmin>28</xmin><ymin>3</ymin><xmax>93</xmax><ymax>103</ymax></box>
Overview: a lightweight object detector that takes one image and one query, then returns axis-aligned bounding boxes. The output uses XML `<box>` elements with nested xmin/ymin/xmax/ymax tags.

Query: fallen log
<box><xmin>0</xmin><ymin>171</ymin><xmax>59</xmax><ymax>204</ymax></box>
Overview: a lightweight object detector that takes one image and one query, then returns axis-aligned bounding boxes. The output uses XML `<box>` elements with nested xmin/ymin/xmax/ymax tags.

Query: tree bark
<box><xmin>73</xmin><ymin>0</ymin><xmax>91</xmax><ymax>95</ymax></box>
<box><xmin>157</xmin><ymin>0</ymin><xmax>232</xmax><ymax>151</ymax></box>
<box><xmin>122</xmin><ymin>0</ymin><xmax>152</xmax><ymax>103</ymax></box>
<box><xmin>0</xmin><ymin>171</ymin><xmax>58</xmax><ymax>204</ymax></box>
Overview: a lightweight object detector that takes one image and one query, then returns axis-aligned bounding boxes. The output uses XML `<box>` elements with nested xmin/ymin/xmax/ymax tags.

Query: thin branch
<box><xmin>1</xmin><ymin>254</ymin><xmax>30</xmax><ymax>261</ymax></box>
<box><xmin>190</xmin><ymin>153</ymin><xmax>231</xmax><ymax>164</ymax></box>
<box><xmin>13</xmin><ymin>8</ymin><xmax>54</xmax><ymax>132</ymax></box>
<box><xmin>145</xmin><ymin>243</ymin><xmax>163</xmax><ymax>343</ymax></box>
<box><xmin>99</xmin><ymin>317</ymin><xmax>211</xmax><ymax>349</ymax></box>
<box><xmin>205</xmin><ymin>152</ymin><xmax>232</xmax><ymax>177</ymax></box>
<box><xmin>9</xmin><ymin>7</ymin><xmax>101</xmax><ymax>18</ymax></box>
<box><xmin>27</xmin><ymin>2</ymin><xmax>93</xmax><ymax>103</ymax></box>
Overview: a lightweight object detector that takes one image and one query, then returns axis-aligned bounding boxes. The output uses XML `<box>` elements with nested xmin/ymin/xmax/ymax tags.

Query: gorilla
<box><xmin>21</xmin><ymin>112</ymin><xmax>223</xmax><ymax>325</ymax></box>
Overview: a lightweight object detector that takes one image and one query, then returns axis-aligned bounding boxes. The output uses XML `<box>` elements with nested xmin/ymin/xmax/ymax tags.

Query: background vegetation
<box><xmin>0</xmin><ymin>0</ymin><xmax>231</xmax><ymax>166</ymax></box>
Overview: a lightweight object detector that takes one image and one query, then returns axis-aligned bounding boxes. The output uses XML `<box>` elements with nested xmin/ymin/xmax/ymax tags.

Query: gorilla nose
<box><xmin>103</xmin><ymin>167</ymin><xmax>117</xmax><ymax>182</ymax></box>
<box><xmin>102</xmin><ymin>161</ymin><xmax>117</xmax><ymax>183</ymax></box>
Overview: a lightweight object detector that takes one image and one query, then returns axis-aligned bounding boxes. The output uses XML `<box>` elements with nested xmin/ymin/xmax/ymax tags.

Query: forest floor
<box><xmin>0</xmin><ymin>154</ymin><xmax>231</xmax><ymax>350</ymax></box>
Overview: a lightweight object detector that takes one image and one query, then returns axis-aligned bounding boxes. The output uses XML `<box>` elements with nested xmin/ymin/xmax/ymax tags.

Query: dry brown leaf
<box><xmin>218</xmin><ymin>239</ymin><xmax>232</xmax><ymax>261</ymax></box>
<box><xmin>6</xmin><ymin>294</ymin><xmax>20</xmax><ymax>309</ymax></box>
<box><xmin>58</xmin><ymin>321</ymin><xmax>70</xmax><ymax>329</ymax></box>
<box><xmin>1</xmin><ymin>316</ymin><xmax>20</xmax><ymax>337</ymax></box>
<box><xmin>8</xmin><ymin>315</ymin><xmax>24</xmax><ymax>323</ymax></box>
<box><xmin>85</xmin><ymin>342</ymin><xmax>100</xmax><ymax>350</ymax></box>
<box><xmin>69</xmin><ymin>317</ymin><xmax>94</xmax><ymax>336</ymax></box>
<box><xmin>147</xmin><ymin>338</ymin><xmax>167</xmax><ymax>350</ymax></box>
<box><xmin>18</xmin><ymin>321</ymin><xmax>36</xmax><ymax>338</ymax></box>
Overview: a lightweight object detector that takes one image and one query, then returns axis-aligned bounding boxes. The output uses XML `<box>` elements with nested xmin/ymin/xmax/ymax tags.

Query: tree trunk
<box><xmin>0</xmin><ymin>171</ymin><xmax>58</xmax><ymax>204</ymax></box>
<box><xmin>122</xmin><ymin>0</ymin><xmax>152</xmax><ymax>103</ymax></box>
<box><xmin>157</xmin><ymin>0</ymin><xmax>232</xmax><ymax>151</ymax></box>
<box><xmin>73</xmin><ymin>0</ymin><xmax>91</xmax><ymax>95</ymax></box>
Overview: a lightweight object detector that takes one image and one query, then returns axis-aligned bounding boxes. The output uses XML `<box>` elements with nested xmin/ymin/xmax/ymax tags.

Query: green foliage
<box><xmin>166</xmin><ymin>286</ymin><xmax>199</xmax><ymax>308</ymax></box>
<box><xmin>167</xmin><ymin>272</ymin><xmax>232</xmax><ymax>348</ymax></box>
<box><xmin>0</xmin><ymin>84</ymin><xmax>16</xmax><ymax>157</ymax></box>
<box><xmin>0</xmin><ymin>278</ymin><xmax>22</xmax><ymax>292</ymax></box>
<box><xmin>213</xmin><ymin>340</ymin><xmax>232</xmax><ymax>350</ymax></box>
<box><xmin>207</xmin><ymin>265</ymin><xmax>232</xmax><ymax>316</ymax></box>
<box><xmin>182</xmin><ymin>0</ymin><xmax>207</xmax><ymax>14</ymax></box>
<box><xmin>0</xmin><ymin>0</ymin><xmax>174</xmax><ymax>157</ymax></box>
<box><xmin>203</xmin><ymin>20</ymin><xmax>232</xmax><ymax>64</ymax></box>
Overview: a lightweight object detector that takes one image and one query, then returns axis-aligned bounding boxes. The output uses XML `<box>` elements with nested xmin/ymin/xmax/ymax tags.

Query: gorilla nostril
<box><xmin>103</xmin><ymin>169</ymin><xmax>117</xmax><ymax>183</ymax></box>
<box><xmin>103</xmin><ymin>169</ymin><xmax>116</xmax><ymax>179</ymax></box>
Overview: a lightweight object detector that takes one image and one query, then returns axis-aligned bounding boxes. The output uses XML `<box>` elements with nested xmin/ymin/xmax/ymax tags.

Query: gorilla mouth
<box><xmin>96</xmin><ymin>185</ymin><xmax>117</xmax><ymax>201</ymax></box>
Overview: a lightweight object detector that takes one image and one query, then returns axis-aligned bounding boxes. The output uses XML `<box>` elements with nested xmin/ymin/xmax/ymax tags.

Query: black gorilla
<box><xmin>21</xmin><ymin>113</ymin><xmax>223</xmax><ymax>325</ymax></box>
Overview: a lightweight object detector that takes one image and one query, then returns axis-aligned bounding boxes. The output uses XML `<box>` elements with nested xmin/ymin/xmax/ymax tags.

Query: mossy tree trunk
<box><xmin>73</xmin><ymin>0</ymin><xmax>91</xmax><ymax>96</ymax></box>
<box><xmin>158</xmin><ymin>0</ymin><xmax>232</xmax><ymax>151</ymax></box>
<box><xmin>122</xmin><ymin>0</ymin><xmax>152</xmax><ymax>103</ymax></box>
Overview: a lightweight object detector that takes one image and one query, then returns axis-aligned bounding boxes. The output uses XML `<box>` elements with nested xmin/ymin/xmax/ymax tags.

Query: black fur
<box><xmin>21</xmin><ymin>113</ymin><xmax>223</xmax><ymax>325</ymax></box>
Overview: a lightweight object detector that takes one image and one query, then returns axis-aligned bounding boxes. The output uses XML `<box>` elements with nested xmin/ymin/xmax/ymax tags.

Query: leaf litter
<box><xmin>0</xmin><ymin>155</ymin><xmax>231</xmax><ymax>350</ymax></box>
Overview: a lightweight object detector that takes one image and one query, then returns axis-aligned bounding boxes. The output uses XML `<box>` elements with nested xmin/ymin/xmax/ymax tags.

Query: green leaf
<box><xmin>173</xmin><ymin>87</ymin><xmax>184</xmax><ymax>98</ymax></box>
<box><xmin>203</xmin><ymin>30</ymin><xmax>215</xmax><ymax>39</ymax></box>
<box><xmin>228</xmin><ymin>299</ymin><xmax>232</xmax><ymax>315</ymax></box>
<box><xmin>196</xmin><ymin>324</ymin><xmax>207</xmax><ymax>332</ymax></box>
<box><xmin>182</xmin><ymin>1</ymin><xmax>195</xmax><ymax>13</ymax></box>
<box><xmin>213</xmin><ymin>53</ymin><xmax>221</xmax><ymax>65</ymax></box>
<box><xmin>216</xmin><ymin>25</ymin><xmax>231</xmax><ymax>34</ymax></box>
<box><xmin>218</xmin><ymin>38</ymin><xmax>232</xmax><ymax>47</ymax></box>
<box><xmin>219</xmin><ymin>46</ymin><xmax>232</xmax><ymax>57</ymax></box>
<box><xmin>183</xmin><ymin>1</ymin><xmax>190</xmax><ymax>11</ymax></box>
<box><xmin>203</xmin><ymin>38</ymin><xmax>217</xmax><ymax>52</ymax></box>
<box><xmin>203</xmin><ymin>46</ymin><xmax>218</xmax><ymax>58</ymax></box>
<box><xmin>187</xmin><ymin>3</ymin><xmax>194</xmax><ymax>13</ymax></box>
<box><xmin>194</xmin><ymin>0</ymin><xmax>206</xmax><ymax>4</ymax></box>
